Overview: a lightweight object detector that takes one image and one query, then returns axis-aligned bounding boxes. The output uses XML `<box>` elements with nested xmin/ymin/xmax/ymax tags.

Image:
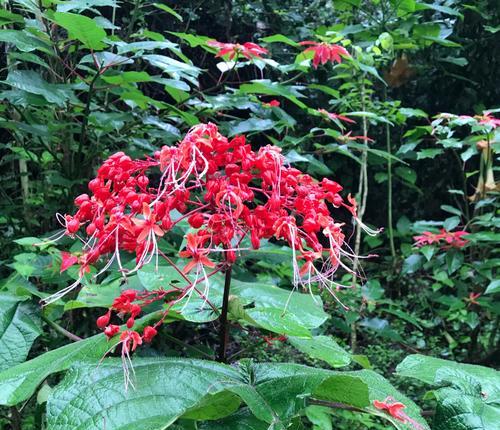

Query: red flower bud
<box><xmin>126</xmin><ymin>317</ymin><xmax>135</xmax><ymax>328</ymax></box>
<box><xmin>251</xmin><ymin>231</ymin><xmax>260</xmax><ymax>250</ymax></box>
<box><xmin>96</xmin><ymin>312</ymin><xmax>111</xmax><ymax>329</ymax></box>
<box><xmin>66</xmin><ymin>218</ymin><xmax>80</xmax><ymax>234</ymax></box>
<box><xmin>188</xmin><ymin>212</ymin><xmax>204</xmax><ymax>229</ymax></box>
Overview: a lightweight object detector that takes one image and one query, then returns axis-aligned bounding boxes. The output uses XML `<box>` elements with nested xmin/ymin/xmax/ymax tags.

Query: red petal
<box><xmin>60</xmin><ymin>251</ymin><xmax>78</xmax><ymax>273</ymax></box>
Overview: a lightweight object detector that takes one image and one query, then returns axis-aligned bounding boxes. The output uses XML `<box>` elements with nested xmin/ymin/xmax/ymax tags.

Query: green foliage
<box><xmin>0</xmin><ymin>0</ymin><xmax>498</xmax><ymax>429</ymax></box>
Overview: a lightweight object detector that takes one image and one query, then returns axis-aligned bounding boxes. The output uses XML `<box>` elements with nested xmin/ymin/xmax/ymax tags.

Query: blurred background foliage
<box><xmin>0</xmin><ymin>0</ymin><xmax>498</xmax><ymax>428</ymax></box>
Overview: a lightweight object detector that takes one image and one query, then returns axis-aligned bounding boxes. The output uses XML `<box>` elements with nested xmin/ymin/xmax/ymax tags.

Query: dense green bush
<box><xmin>0</xmin><ymin>1</ymin><xmax>498</xmax><ymax>429</ymax></box>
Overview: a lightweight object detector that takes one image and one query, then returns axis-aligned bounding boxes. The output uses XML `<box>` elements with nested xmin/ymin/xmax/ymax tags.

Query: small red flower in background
<box><xmin>413</xmin><ymin>229</ymin><xmax>468</xmax><ymax>249</ymax></box>
<box><xmin>299</xmin><ymin>41</ymin><xmax>349</xmax><ymax>68</ymax></box>
<box><xmin>207</xmin><ymin>40</ymin><xmax>268</xmax><ymax>60</ymax></box>
<box><xmin>318</xmin><ymin>108</ymin><xmax>355</xmax><ymax>124</ymax></box>
<box><xmin>476</xmin><ymin>112</ymin><xmax>500</xmax><ymax>129</ymax></box>
<box><xmin>467</xmin><ymin>292</ymin><xmax>481</xmax><ymax>306</ymax></box>
<box><xmin>262</xmin><ymin>99</ymin><xmax>280</xmax><ymax>108</ymax></box>
<box><xmin>373</xmin><ymin>397</ymin><xmax>424</xmax><ymax>430</ymax></box>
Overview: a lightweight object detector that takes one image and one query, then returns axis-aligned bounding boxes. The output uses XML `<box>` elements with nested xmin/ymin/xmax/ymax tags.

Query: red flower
<box><xmin>60</xmin><ymin>251</ymin><xmax>78</xmax><ymax>273</ymax></box>
<box><xmin>318</xmin><ymin>108</ymin><xmax>355</xmax><ymax>124</ymax></box>
<box><xmin>104</xmin><ymin>324</ymin><xmax>120</xmax><ymax>338</ymax></box>
<box><xmin>120</xmin><ymin>330</ymin><xmax>142</xmax><ymax>354</ymax></box>
<box><xmin>131</xmin><ymin>202</ymin><xmax>164</xmax><ymax>243</ymax></box>
<box><xmin>262</xmin><ymin>99</ymin><xmax>280</xmax><ymax>108</ymax></box>
<box><xmin>143</xmin><ymin>325</ymin><xmax>158</xmax><ymax>343</ymax></box>
<box><xmin>50</xmin><ymin>122</ymin><xmax>371</xmax><ymax>355</ymax></box>
<box><xmin>207</xmin><ymin>40</ymin><xmax>268</xmax><ymax>60</ymax></box>
<box><xmin>414</xmin><ymin>229</ymin><xmax>468</xmax><ymax>249</ymax></box>
<box><xmin>467</xmin><ymin>292</ymin><xmax>481</xmax><ymax>306</ymax></box>
<box><xmin>179</xmin><ymin>233</ymin><xmax>216</xmax><ymax>273</ymax></box>
<box><xmin>476</xmin><ymin>112</ymin><xmax>500</xmax><ymax>129</ymax></box>
<box><xmin>373</xmin><ymin>397</ymin><xmax>423</xmax><ymax>430</ymax></box>
<box><xmin>299</xmin><ymin>41</ymin><xmax>349</xmax><ymax>68</ymax></box>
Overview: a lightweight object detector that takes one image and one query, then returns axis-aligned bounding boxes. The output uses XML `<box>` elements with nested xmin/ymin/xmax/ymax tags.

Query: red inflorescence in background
<box><xmin>413</xmin><ymin>229</ymin><xmax>469</xmax><ymax>249</ymax></box>
<box><xmin>48</xmin><ymin>123</ymin><xmax>369</xmax><ymax>369</ymax></box>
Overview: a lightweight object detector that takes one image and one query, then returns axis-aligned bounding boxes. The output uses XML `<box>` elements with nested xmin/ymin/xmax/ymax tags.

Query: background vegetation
<box><xmin>0</xmin><ymin>0</ymin><xmax>498</xmax><ymax>429</ymax></box>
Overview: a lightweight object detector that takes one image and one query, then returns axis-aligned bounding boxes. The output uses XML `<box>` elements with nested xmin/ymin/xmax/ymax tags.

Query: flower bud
<box><xmin>96</xmin><ymin>312</ymin><xmax>111</xmax><ymax>329</ymax></box>
<box><xmin>188</xmin><ymin>213</ymin><xmax>204</xmax><ymax>229</ymax></box>
<box><xmin>126</xmin><ymin>317</ymin><xmax>135</xmax><ymax>329</ymax></box>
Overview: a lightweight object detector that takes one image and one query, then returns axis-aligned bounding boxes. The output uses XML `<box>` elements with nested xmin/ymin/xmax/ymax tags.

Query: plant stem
<box><xmin>76</xmin><ymin>71</ymin><xmax>100</xmax><ymax>176</ymax></box>
<box><xmin>383</xmin><ymin>88</ymin><xmax>396</xmax><ymax>259</ymax></box>
<box><xmin>42</xmin><ymin>315</ymin><xmax>82</xmax><ymax>342</ymax></box>
<box><xmin>217</xmin><ymin>263</ymin><xmax>233</xmax><ymax>363</ymax></box>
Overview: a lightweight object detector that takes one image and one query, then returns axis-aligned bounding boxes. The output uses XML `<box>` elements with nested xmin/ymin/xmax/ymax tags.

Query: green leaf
<box><xmin>0</xmin><ymin>333</ymin><xmax>112</xmax><ymax>406</ymax></box>
<box><xmin>228</xmin><ymin>118</ymin><xmax>275</xmax><ymax>136</ymax></box>
<box><xmin>313</xmin><ymin>374</ymin><xmax>370</xmax><ymax>407</ymax></box>
<box><xmin>153</xmin><ymin>3</ymin><xmax>183</xmax><ymax>21</ymax></box>
<box><xmin>239</xmin><ymin>80</ymin><xmax>308</xmax><ymax>109</ymax></box>
<box><xmin>231</xmin><ymin>280</ymin><xmax>328</xmax><ymax>334</ymax></box>
<box><xmin>440</xmin><ymin>205</ymin><xmax>463</xmax><ymax>216</ymax></box>
<box><xmin>485</xmin><ymin>279</ymin><xmax>500</xmax><ymax>295</ymax></box>
<box><xmin>417</xmin><ymin>2</ymin><xmax>464</xmax><ymax>18</ymax></box>
<box><xmin>4</xmin><ymin>70</ymin><xmax>71</xmax><ymax>105</ymax></box>
<box><xmin>305</xmin><ymin>405</ymin><xmax>332</xmax><ymax>430</ymax></box>
<box><xmin>0</xmin><ymin>310</ymin><xmax>162</xmax><ymax>406</ymax></box>
<box><xmin>416</xmin><ymin>148</ymin><xmax>443</xmax><ymax>159</ymax></box>
<box><xmin>52</xmin><ymin>12</ymin><xmax>107</xmax><ymax>50</ymax></box>
<box><xmin>0</xmin><ymin>295</ymin><xmax>41</xmax><ymax>372</ymax></box>
<box><xmin>402</xmin><ymin>254</ymin><xmax>423</xmax><ymax>274</ymax></box>
<box><xmin>246</xmin><ymin>308</ymin><xmax>312</xmax><ymax>337</ymax></box>
<box><xmin>288</xmin><ymin>335</ymin><xmax>351</xmax><ymax>368</ymax></box>
<box><xmin>46</xmin><ymin>358</ymin><xmax>241</xmax><ymax>430</ymax></box>
<box><xmin>446</xmin><ymin>250</ymin><xmax>463</xmax><ymax>274</ymax></box>
<box><xmin>396</xmin><ymin>354</ymin><xmax>500</xmax><ymax>405</ymax></box>
<box><xmin>0</xmin><ymin>30</ymin><xmax>51</xmax><ymax>53</ymax></box>
<box><xmin>198</xmin><ymin>408</ymin><xmax>268</xmax><ymax>429</ymax></box>
<box><xmin>260</xmin><ymin>34</ymin><xmax>299</xmax><ymax>47</ymax></box>
<box><xmin>46</xmin><ymin>358</ymin><xmax>429</xmax><ymax>429</ymax></box>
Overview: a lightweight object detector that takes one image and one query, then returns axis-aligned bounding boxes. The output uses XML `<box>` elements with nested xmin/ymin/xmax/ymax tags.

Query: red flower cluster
<box><xmin>207</xmin><ymin>40</ymin><xmax>268</xmax><ymax>60</ymax></box>
<box><xmin>47</xmin><ymin>123</ymin><xmax>368</xmax><ymax>367</ymax></box>
<box><xmin>373</xmin><ymin>397</ymin><xmax>423</xmax><ymax>430</ymax></box>
<box><xmin>413</xmin><ymin>229</ymin><xmax>468</xmax><ymax>249</ymax></box>
<box><xmin>299</xmin><ymin>41</ymin><xmax>350</xmax><ymax>68</ymax></box>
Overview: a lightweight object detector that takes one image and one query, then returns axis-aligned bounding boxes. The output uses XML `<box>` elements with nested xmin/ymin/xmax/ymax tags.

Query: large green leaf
<box><xmin>46</xmin><ymin>359</ymin><xmax>428</xmax><ymax>430</ymax></box>
<box><xmin>397</xmin><ymin>354</ymin><xmax>500</xmax><ymax>429</ymax></box>
<box><xmin>46</xmin><ymin>358</ymin><xmax>242</xmax><ymax>430</ymax></box>
<box><xmin>52</xmin><ymin>12</ymin><xmax>107</xmax><ymax>50</ymax></box>
<box><xmin>0</xmin><ymin>333</ymin><xmax>111</xmax><ymax>406</ymax></box>
<box><xmin>0</xmin><ymin>29</ymin><xmax>51</xmax><ymax>53</ymax></box>
<box><xmin>288</xmin><ymin>335</ymin><xmax>351</xmax><ymax>368</ymax></box>
<box><xmin>0</xmin><ymin>294</ymin><xmax>41</xmax><ymax>372</ymax></box>
<box><xmin>432</xmin><ymin>369</ymin><xmax>499</xmax><ymax>430</ymax></box>
<box><xmin>231</xmin><ymin>279</ymin><xmax>328</xmax><ymax>335</ymax></box>
<box><xmin>396</xmin><ymin>354</ymin><xmax>500</xmax><ymax>401</ymax></box>
<box><xmin>4</xmin><ymin>70</ymin><xmax>71</xmax><ymax>105</ymax></box>
<box><xmin>0</xmin><ymin>310</ymin><xmax>162</xmax><ymax>406</ymax></box>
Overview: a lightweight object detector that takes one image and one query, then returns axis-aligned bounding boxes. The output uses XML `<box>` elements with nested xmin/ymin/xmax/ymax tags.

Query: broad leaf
<box><xmin>52</xmin><ymin>12</ymin><xmax>107</xmax><ymax>50</ymax></box>
<box><xmin>288</xmin><ymin>335</ymin><xmax>351</xmax><ymax>368</ymax></box>
<box><xmin>0</xmin><ymin>294</ymin><xmax>41</xmax><ymax>372</ymax></box>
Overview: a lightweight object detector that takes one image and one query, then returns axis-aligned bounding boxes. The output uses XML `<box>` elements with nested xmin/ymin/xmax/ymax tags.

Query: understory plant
<box><xmin>0</xmin><ymin>1</ymin><xmax>499</xmax><ymax>430</ymax></box>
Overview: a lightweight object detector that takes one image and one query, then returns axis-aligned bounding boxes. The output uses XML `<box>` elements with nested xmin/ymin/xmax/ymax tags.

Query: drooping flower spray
<box><xmin>46</xmin><ymin>123</ymin><xmax>372</xmax><ymax>377</ymax></box>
